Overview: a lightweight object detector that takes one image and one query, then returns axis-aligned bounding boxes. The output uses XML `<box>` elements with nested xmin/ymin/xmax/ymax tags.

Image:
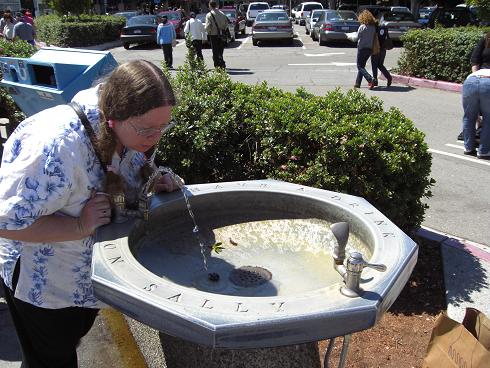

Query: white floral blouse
<box><xmin>0</xmin><ymin>86</ymin><xmax>146</xmax><ymax>309</ymax></box>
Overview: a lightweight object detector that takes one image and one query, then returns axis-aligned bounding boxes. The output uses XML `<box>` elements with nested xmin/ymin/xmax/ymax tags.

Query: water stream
<box><xmin>154</xmin><ymin>166</ymin><xmax>209</xmax><ymax>271</ymax></box>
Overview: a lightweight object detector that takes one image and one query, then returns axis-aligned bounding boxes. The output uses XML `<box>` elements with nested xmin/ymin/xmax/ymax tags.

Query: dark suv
<box><xmin>427</xmin><ymin>7</ymin><xmax>479</xmax><ymax>28</ymax></box>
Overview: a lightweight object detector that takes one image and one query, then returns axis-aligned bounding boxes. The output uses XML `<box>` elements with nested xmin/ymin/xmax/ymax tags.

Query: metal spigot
<box><xmin>331</xmin><ymin>222</ymin><xmax>349</xmax><ymax>278</ymax></box>
<box><xmin>340</xmin><ymin>252</ymin><xmax>387</xmax><ymax>298</ymax></box>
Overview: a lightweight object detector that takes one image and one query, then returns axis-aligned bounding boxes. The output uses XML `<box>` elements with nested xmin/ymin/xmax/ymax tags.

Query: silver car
<box><xmin>312</xmin><ymin>10</ymin><xmax>359</xmax><ymax>45</ymax></box>
<box><xmin>378</xmin><ymin>11</ymin><xmax>421</xmax><ymax>41</ymax></box>
<box><xmin>252</xmin><ymin>10</ymin><xmax>294</xmax><ymax>46</ymax></box>
<box><xmin>305</xmin><ymin>9</ymin><xmax>326</xmax><ymax>36</ymax></box>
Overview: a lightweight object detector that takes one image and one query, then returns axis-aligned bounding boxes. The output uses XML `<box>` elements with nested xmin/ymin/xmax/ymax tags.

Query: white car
<box><xmin>292</xmin><ymin>2</ymin><xmax>323</xmax><ymax>25</ymax></box>
<box><xmin>246</xmin><ymin>2</ymin><xmax>270</xmax><ymax>26</ymax></box>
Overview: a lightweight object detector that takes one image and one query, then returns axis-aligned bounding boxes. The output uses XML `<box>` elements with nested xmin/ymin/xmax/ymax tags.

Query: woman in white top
<box><xmin>1</xmin><ymin>12</ymin><xmax>15</xmax><ymax>40</ymax></box>
<box><xmin>0</xmin><ymin>60</ymin><xmax>180</xmax><ymax>367</ymax></box>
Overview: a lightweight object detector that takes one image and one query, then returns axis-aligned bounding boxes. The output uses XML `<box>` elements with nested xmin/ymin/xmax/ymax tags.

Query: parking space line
<box><xmin>238</xmin><ymin>36</ymin><xmax>250</xmax><ymax>49</ymax></box>
<box><xmin>445</xmin><ymin>143</ymin><xmax>464</xmax><ymax>150</ymax></box>
<box><xmin>304</xmin><ymin>52</ymin><xmax>346</xmax><ymax>57</ymax></box>
<box><xmin>287</xmin><ymin>62</ymin><xmax>356</xmax><ymax>66</ymax></box>
<box><xmin>429</xmin><ymin>148</ymin><xmax>490</xmax><ymax>166</ymax></box>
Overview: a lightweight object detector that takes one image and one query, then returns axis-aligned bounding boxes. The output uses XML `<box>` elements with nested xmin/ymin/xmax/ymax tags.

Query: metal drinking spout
<box><xmin>341</xmin><ymin>252</ymin><xmax>387</xmax><ymax>298</ymax></box>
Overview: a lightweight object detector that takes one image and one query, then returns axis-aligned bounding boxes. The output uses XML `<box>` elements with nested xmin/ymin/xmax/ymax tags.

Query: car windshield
<box><xmin>115</xmin><ymin>12</ymin><xmax>138</xmax><ymax>19</ymax></box>
<box><xmin>311</xmin><ymin>10</ymin><xmax>324</xmax><ymax>18</ymax></box>
<box><xmin>256</xmin><ymin>12</ymin><xmax>289</xmax><ymax>21</ymax></box>
<box><xmin>127</xmin><ymin>16</ymin><xmax>156</xmax><ymax>25</ymax></box>
<box><xmin>326</xmin><ymin>11</ymin><xmax>357</xmax><ymax>21</ymax></box>
<box><xmin>304</xmin><ymin>4</ymin><xmax>322</xmax><ymax>11</ymax></box>
<box><xmin>223</xmin><ymin>10</ymin><xmax>236</xmax><ymax>18</ymax></box>
<box><xmin>382</xmin><ymin>11</ymin><xmax>416</xmax><ymax>21</ymax></box>
<box><xmin>250</xmin><ymin>4</ymin><xmax>269</xmax><ymax>10</ymax></box>
<box><xmin>160</xmin><ymin>12</ymin><xmax>181</xmax><ymax>20</ymax></box>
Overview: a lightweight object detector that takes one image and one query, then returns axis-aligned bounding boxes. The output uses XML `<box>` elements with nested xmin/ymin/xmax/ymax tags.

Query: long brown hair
<box><xmin>358</xmin><ymin>10</ymin><xmax>376</xmax><ymax>25</ymax></box>
<box><xmin>97</xmin><ymin>60</ymin><xmax>176</xmax><ymax>164</ymax></box>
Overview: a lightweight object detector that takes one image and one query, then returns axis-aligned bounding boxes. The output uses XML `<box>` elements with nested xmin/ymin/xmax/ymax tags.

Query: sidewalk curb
<box><xmin>381</xmin><ymin>74</ymin><xmax>462</xmax><ymax>93</ymax></box>
<box><xmin>415</xmin><ymin>226</ymin><xmax>490</xmax><ymax>261</ymax></box>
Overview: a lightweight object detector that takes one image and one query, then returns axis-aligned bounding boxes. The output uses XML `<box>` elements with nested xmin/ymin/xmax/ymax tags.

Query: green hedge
<box><xmin>156</xmin><ymin>63</ymin><xmax>434</xmax><ymax>233</ymax></box>
<box><xmin>35</xmin><ymin>14</ymin><xmax>126</xmax><ymax>47</ymax></box>
<box><xmin>398</xmin><ymin>27</ymin><xmax>490</xmax><ymax>83</ymax></box>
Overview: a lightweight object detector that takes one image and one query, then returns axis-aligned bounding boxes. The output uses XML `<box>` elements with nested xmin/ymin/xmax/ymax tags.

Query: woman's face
<box><xmin>112</xmin><ymin>105</ymin><xmax>173</xmax><ymax>153</ymax></box>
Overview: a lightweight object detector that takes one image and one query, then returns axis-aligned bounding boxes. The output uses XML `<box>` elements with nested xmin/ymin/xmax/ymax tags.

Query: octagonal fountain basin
<box><xmin>92</xmin><ymin>180</ymin><xmax>417</xmax><ymax>349</ymax></box>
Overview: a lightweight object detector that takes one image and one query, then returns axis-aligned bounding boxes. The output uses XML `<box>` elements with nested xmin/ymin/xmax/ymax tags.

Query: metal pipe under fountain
<box><xmin>330</xmin><ymin>222</ymin><xmax>387</xmax><ymax>298</ymax></box>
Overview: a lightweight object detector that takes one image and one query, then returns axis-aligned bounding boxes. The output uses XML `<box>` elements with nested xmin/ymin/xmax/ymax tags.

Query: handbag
<box><xmin>383</xmin><ymin>32</ymin><xmax>393</xmax><ymax>50</ymax></box>
<box><xmin>372</xmin><ymin>33</ymin><xmax>380</xmax><ymax>55</ymax></box>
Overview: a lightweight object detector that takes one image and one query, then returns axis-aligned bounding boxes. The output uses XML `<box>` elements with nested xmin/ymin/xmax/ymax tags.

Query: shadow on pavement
<box><xmin>226</xmin><ymin>68</ymin><xmax>254</xmax><ymax>75</ymax></box>
<box><xmin>255</xmin><ymin>39</ymin><xmax>302</xmax><ymax>47</ymax></box>
<box><xmin>373</xmin><ymin>85</ymin><xmax>415</xmax><ymax>93</ymax></box>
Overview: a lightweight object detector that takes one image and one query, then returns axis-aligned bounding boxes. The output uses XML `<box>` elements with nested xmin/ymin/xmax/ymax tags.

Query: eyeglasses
<box><xmin>127</xmin><ymin>119</ymin><xmax>177</xmax><ymax>138</ymax></box>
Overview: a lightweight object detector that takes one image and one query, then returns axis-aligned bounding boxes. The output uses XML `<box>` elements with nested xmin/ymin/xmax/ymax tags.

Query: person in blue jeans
<box><xmin>462</xmin><ymin>33</ymin><xmax>490</xmax><ymax>159</ymax></box>
<box><xmin>354</xmin><ymin>10</ymin><xmax>376</xmax><ymax>90</ymax></box>
<box><xmin>157</xmin><ymin>15</ymin><xmax>177</xmax><ymax>69</ymax></box>
<box><xmin>371</xmin><ymin>22</ymin><xmax>392</xmax><ymax>87</ymax></box>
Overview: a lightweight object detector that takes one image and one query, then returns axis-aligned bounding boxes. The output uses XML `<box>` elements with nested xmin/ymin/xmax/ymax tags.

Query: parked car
<box><xmin>222</xmin><ymin>7</ymin><xmax>247</xmax><ymax>36</ymax></box>
<box><xmin>271</xmin><ymin>4</ymin><xmax>289</xmax><ymax>13</ymax></box>
<box><xmin>293</xmin><ymin>2</ymin><xmax>324</xmax><ymax>25</ymax></box>
<box><xmin>305</xmin><ymin>9</ymin><xmax>326</xmax><ymax>35</ymax></box>
<box><xmin>377</xmin><ymin>11</ymin><xmax>421</xmax><ymax>41</ymax></box>
<box><xmin>120</xmin><ymin>15</ymin><xmax>158</xmax><ymax>50</ymax></box>
<box><xmin>196</xmin><ymin>13</ymin><xmax>236</xmax><ymax>46</ymax></box>
<box><xmin>246</xmin><ymin>2</ymin><xmax>270</xmax><ymax>26</ymax></box>
<box><xmin>427</xmin><ymin>7</ymin><xmax>479</xmax><ymax>28</ymax></box>
<box><xmin>390</xmin><ymin>6</ymin><xmax>411</xmax><ymax>14</ymax></box>
<box><xmin>158</xmin><ymin>10</ymin><xmax>188</xmax><ymax>38</ymax></box>
<box><xmin>251</xmin><ymin>9</ymin><xmax>294</xmax><ymax>46</ymax></box>
<box><xmin>418</xmin><ymin>6</ymin><xmax>435</xmax><ymax>28</ymax></box>
<box><xmin>456</xmin><ymin>4</ymin><xmax>490</xmax><ymax>26</ymax></box>
<box><xmin>311</xmin><ymin>10</ymin><xmax>359</xmax><ymax>45</ymax></box>
<box><xmin>113</xmin><ymin>11</ymin><xmax>140</xmax><ymax>23</ymax></box>
<box><xmin>357</xmin><ymin>5</ymin><xmax>389</xmax><ymax>17</ymax></box>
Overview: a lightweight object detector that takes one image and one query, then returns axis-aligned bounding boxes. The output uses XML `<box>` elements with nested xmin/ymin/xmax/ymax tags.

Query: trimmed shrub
<box><xmin>156</xmin><ymin>63</ymin><xmax>434</xmax><ymax>233</ymax></box>
<box><xmin>35</xmin><ymin>14</ymin><xmax>126</xmax><ymax>47</ymax></box>
<box><xmin>0</xmin><ymin>39</ymin><xmax>37</xmax><ymax>125</ymax></box>
<box><xmin>397</xmin><ymin>27</ymin><xmax>490</xmax><ymax>83</ymax></box>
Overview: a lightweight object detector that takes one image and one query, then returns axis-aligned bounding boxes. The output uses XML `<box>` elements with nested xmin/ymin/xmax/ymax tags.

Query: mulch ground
<box><xmin>318</xmin><ymin>237</ymin><xmax>447</xmax><ymax>368</ymax></box>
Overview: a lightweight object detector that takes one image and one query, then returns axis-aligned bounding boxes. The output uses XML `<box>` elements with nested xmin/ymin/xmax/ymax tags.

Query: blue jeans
<box><xmin>462</xmin><ymin>75</ymin><xmax>490</xmax><ymax>155</ymax></box>
<box><xmin>355</xmin><ymin>48</ymin><xmax>373</xmax><ymax>87</ymax></box>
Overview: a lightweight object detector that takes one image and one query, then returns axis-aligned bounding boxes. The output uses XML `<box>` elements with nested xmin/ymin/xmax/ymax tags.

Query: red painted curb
<box><xmin>388</xmin><ymin>73</ymin><xmax>462</xmax><ymax>93</ymax></box>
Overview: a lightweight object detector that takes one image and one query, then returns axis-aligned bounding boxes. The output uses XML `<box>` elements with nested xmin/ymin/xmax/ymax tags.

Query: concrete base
<box><xmin>158</xmin><ymin>333</ymin><xmax>321</xmax><ymax>368</ymax></box>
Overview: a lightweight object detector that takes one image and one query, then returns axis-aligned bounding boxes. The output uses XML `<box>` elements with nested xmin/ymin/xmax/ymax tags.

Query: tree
<box><xmin>47</xmin><ymin>0</ymin><xmax>91</xmax><ymax>15</ymax></box>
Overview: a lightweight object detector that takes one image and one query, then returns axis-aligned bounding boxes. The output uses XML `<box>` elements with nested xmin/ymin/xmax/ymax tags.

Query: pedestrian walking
<box><xmin>205</xmin><ymin>0</ymin><xmax>229</xmax><ymax>69</ymax></box>
<box><xmin>12</xmin><ymin>12</ymin><xmax>35</xmax><ymax>45</ymax></box>
<box><xmin>461</xmin><ymin>32</ymin><xmax>490</xmax><ymax>159</ymax></box>
<box><xmin>157</xmin><ymin>15</ymin><xmax>177</xmax><ymax>69</ymax></box>
<box><xmin>371</xmin><ymin>21</ymin><xmax>393</xmax><ymax>87</ymax></box>
<box><xmin>184</xmin><ymin>12</ymin><xmax>206</xmax><ymax>61</ymax></box>
<box><xmin>0</xmin><ymin>60</ymin><xmax>181</xmax><ymax>368</ymax></box>
<box><xmin>1</xmin><ymin>11</ymin><xmax>15</xmax><ymax>41</ymax></box>
<box><xmin>354</xmin><ymin>10</ymin><xmax>376</xmax><ymax>89</ymax></box>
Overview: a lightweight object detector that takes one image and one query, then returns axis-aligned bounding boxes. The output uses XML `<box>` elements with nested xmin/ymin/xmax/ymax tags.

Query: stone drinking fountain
<box><xmin>91</xmin><ymin>179</ymin><xmax>417</xmax><ymax>368</ymax></box>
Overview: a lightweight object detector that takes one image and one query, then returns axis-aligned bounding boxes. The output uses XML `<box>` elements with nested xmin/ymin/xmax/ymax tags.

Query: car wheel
<box><xmin>241</xmin><ymin>28</ymin><xmax>246</xmax><ymax>35</ymax></box>
<box><xmin>123</xmin><ymin>43</ymin><xmax>130</xmax><ymax>50</ymax></box>
<box><xmin>319</xmin><ymin>38</ymin><xmax>326</xmax><ymax>46</ymax></box>
<box><xmin>252</xmin><ymin>38</ymin><xmax>258</xmax><ymax>46</ymax></box>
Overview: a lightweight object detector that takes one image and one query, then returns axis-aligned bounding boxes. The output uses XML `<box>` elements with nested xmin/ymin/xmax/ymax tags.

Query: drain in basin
<box><xmin>229</xmin><ymin>266</ymin><xmax>272</xmax><ymax>287</ymax></box>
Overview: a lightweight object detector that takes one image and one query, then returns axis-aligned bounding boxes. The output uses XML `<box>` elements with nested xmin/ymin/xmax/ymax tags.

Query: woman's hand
<box><xmin>77</xmin><ymin>191</ymin><xmax>112</xmax><ymax>237</ymax></box>
<box><xmin>154</xmin><ymin>172</ymin><xmax>184</xmax><ymax>193</ymax></box>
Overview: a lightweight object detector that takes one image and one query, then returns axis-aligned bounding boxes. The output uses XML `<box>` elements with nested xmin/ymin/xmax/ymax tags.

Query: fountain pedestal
<box><xmin>159</xmin><ymin>332</ymin><xmax>321</xmax><ymax>368</ymax></box>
